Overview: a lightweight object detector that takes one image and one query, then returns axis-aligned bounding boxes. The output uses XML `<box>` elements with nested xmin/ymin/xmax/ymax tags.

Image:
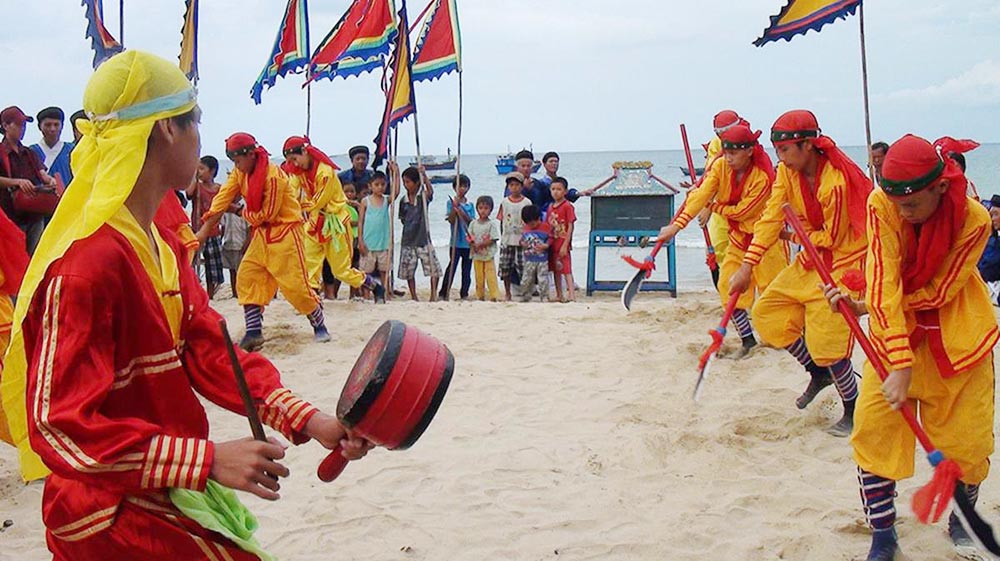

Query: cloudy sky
<box><xmin>4</xmin><ymin>0</ymin><xmax>998</xmax><ymax>157</ymax></box>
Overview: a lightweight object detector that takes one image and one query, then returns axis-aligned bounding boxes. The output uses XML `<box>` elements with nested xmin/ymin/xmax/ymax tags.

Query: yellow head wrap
<box><xmin>0</xmin><ymin>51</ymin><xmax>197</xmax><ymax>480</ymax></box>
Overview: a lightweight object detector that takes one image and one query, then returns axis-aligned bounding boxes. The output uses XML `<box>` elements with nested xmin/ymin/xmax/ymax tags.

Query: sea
<box><xmin>217</xmin><ymin>145</ymin><xmax>1000</xmax><ymax>294</ymax></box>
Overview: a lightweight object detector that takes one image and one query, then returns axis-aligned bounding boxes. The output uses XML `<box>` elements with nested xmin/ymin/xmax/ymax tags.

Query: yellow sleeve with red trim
<box><xmin>704</xmin><ymin>137</ymin><xmax>722</xmax><ymax>168</ymax></box>
<box><xmin>313</xmin><ymin>163</ymin><xmax>348</xmax><ymax>219</ymax></box>
<box><xmin>743</xmin><ymin>164</ymin><xmax>790</xmax><ymax>266</ymax></box>
<box><xmin>865</xmin><ymin>190</ymin><xmax>914</xmax><ymax>369</ymax></box>
<box><xmin>25</xmin><ymin>273</ymin><xmax>212</xmax><ymax>493</ymax></box>
<box><xmin>904</xmin><ymin>199</ymin><xmax>992</xmax><ymax>310</ymax></box>
<box><xmin>714</xmin><ymin>166</ymin><xmax>771</xmax><ymax>224</ymax></box>
<box><xmin>204</xmin><ymin>168</ymin><xmax>243</xmax><ymax>219</ymax></box>
<box><xmin>673</xmin><ymin>163</ymin><xmax>722</xmax><ymax>229</ymax></box>
<box><xmin>799</xmin><ymin>165</ymin><xmax>850</xmax><ymax>251</ymax></box>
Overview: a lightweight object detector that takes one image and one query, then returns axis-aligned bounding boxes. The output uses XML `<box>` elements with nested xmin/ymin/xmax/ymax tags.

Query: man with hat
<box><xmin>0</xmin><ymin>105</ymin><xmax>58</xmax><ymax>254</ymax></box>
<box><xmin>282</xmin><ymin>135</ymin><xmax>385</xmax><ymax>302</ymax></box>
<box><xmin>30</xmin><ymin>106</ymin><xmax>75</xmax><ymax>187</ymax></box>
<box><xmin>1</xmin><ymin>51</ymin><xmax>371</xmax><ymax>560</ymax></box>
<box><xmin>657</xmin><ymin>122</ymin><xmax>787</xmax><ymax>357</ymax></box>
<box><xmin>729</xmin><ymin>109</ymin><xmax>872</xmax><ymax>437</ymax></box>
<box><xmin>338</xmin><ymin>145</ymin><xmax>375</xmax><ymax>196</ymax></box>
<box><xmin>197</xmin><ymin>132</ymin><xmax>332</xmax><ymax>351</ymax></box>
<box><xmin>823</xmin><ymin>134</ymin><xmax>996</xmax><ymax>560</ymax></box>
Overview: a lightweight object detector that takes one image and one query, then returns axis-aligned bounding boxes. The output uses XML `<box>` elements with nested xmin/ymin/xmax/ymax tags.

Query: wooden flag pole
<box><xmin>858</xmin><ymin>1</ymin><xmax>875</xmax><ymax>184</ymax></box>
<box><xmin>306</xmin><ymin>80</ymin><xmax>312</xmax><ymax>137</ymax></box>
<box><xmin>119</xmin><ymin>0</ymin><xmax>125</xmax><ymax>46</ymax></box>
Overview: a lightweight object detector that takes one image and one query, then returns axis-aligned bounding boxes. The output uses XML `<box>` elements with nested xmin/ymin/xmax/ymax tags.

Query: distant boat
<box><xmin>410</xmin><ymin>152</ymin><xmax>457</xmax><ymax>171</ymax></box>
<box><xmin>495</xmin><ymin>152</ymin><xmax>541</xmax><ymax>175</ymax></box>
<box><xmin>680</xmin><ymin>166</ymin><xmax>705</xmax><ymax>178</ymax></box>
<box><xmin>429</xmin><ymin>175</ymin><xmax>456</xmax><ymax>185</ymax></box>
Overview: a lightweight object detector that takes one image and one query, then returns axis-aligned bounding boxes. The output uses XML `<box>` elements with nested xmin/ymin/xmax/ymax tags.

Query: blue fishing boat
<box><xmin>495</xmin><ymin>152</ymin><xmax>541</xmax><ymax>175</ymax></box>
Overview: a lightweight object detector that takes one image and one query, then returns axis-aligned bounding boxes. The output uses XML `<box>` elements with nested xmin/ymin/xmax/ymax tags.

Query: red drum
<box><xmin>318</xmin><ymin>320</ymin><xmax>453</xmax><ymax>482</ymax></box>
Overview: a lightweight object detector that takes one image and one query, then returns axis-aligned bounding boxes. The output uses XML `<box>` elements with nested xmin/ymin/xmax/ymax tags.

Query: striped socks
<box><xmin>786</xmin><ymin>338</ymin><xmax>812</xmax><ymax>367</ymax></box>
<box><xmin>829</xmin><ymin>358</ymin><xmax>859</xmax><ymax>402</ymax></box>
<box><xmin>732</xmin><ymin>309</ymin><xmax>754</xmax><ymax>340</ymax></box>
<box><xmin>858</xmin><ymin>468</ymin><xmax>896</xmax><ymax>531</ymax></box>
<box><xmin>307</xmin><ymin>305</ymin><xmax>326</xmax><ymax>330</ymax></box>
<box><xmin>244</xmin><ymin>305</ymin><xmax>263</xmax><ymax>336</ymax></box>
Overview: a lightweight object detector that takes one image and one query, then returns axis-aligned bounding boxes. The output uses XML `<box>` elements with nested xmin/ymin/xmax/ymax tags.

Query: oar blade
<box><xmin>621</xmin><ymin>268</ymin><xmax>646</xmax><ymax>311</ymax></box>
<box><xmin>693</xmin><ymin>355</ymin><xmax>714</xmax><ymax>401</ymax></box>
<box><xmin>952</xmin><ymin>490</ymin><xmax>1000</xmax><ymax>559</ymax></box>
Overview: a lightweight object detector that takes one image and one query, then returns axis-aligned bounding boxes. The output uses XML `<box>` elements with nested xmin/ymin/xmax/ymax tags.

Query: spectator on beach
<box><xmin>870</xmin><ymin>141</ymin><xmax>888</xmax><ymax>185</ymax></box>
<box><xmin>69</xmin><ymin>110</ymin><xmax>87</xmax><ymax>144</ymax></box>
<box><xmin>220</xmin><ymin>196</ymin><xmax>250</xmax><ymax>299</ymax></box>
<box><xmin>512</xmin><ymin>149</ymin><xmax>581</xmax><ymax>214</ymax></box>
<box><xmin>978</xmin><ymin>195</ymin><xmax>1000</xmax><ymax>306</ymax></box>
<box><xmin>358</xmin><ymin>170</ymin><xmax>394</xmax><ymax>299</ymax></box>
<box><xmin>498</xmin><ymin>172</ymin><xmax>531</xmax><ymax>300</ymax></box>
<box><xmin>395</xmin><ymin>163</ymin><xmax>441</xmax><ymax>301</ymax></box>
<box><xmin>547</xmin><ymin>177</ymin><xmax>577</xmax><ymax>302</ymax></box>
<box><xmin>186</xmin><ymin>155</ymin><xmax>224</xmax><ymax>297</ymax></box>
<box><xmin>943</xmin><ymin>147</ymin><xmax>981</xmax><ymax>198</ymax></box>
<box><xmin>468</xmin><ymin>195</ymin><xmax>500</xmax><ymax>301</ymax></box>
<box><xmin>519</xmin><ymin>204</ymin><xmax>552</xmax><ymax>303</ymax></box>
<box><xmin>439</xmin><ymin>174</ymin><xmax>474</xmax><ymax>301</ymax></box>
<box><xmin>537</xmin><ymin>151</ymin><xmax>560</xmax><ymax>186</ymax></box>
<box><xmin>0</xmin><ymin>106</ymin><xmax>57</xmax><ymax>254</ymax></box>
<box><xmin>338</xmin><ymin>145</ymin><xmax>374</xmax><ymax>197</ymax></box>
<box><xmin>29</xmin><ymin>106</ymin><xmax>74</xmax><ymax>186</ymax></box>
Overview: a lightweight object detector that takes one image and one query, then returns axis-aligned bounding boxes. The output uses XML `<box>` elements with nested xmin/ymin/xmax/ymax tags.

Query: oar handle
<box><xmin>718</xmin><ymin>291</ymin><xmax>741</xmax><ymax>328</ymax></box>
<box><xmin>680</xmin><ymin>124</ymin><xmax>718</xmax><ymax>264</ymax></box>
<box><xmin>782</xmin><ymin>205</ymin><xmax>937</xmax><ymax>455</ymax></box>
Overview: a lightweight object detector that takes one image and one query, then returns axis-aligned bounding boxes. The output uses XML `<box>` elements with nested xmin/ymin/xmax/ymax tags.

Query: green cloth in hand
<box><xmin>170</xmin><ymin>480</ymin><xmax>274</xmax><ymax>561</ymax></box>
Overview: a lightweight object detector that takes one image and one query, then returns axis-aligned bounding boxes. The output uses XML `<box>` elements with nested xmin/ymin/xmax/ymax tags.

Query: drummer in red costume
<box><xmin>3</xmin><ymin>51</ymin><xmax>370</xmax><ymax>560</ymax></box>
<box><xmin>729</xmin><ymin>110</ymin><xmax>872</xmax><ymax>437</ymax></box>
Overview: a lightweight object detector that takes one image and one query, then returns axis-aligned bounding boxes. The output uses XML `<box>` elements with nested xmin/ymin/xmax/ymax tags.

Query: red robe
<box><xmin>23</xmin><ymin>221</ymin><xmax>317</xmax><ymax>560</ymax></box>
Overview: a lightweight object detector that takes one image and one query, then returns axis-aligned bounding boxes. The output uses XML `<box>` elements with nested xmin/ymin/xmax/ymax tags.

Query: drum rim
<box><xmin>397</xmin><ymin>347</ymin><xmax>454</xmax><ymax>450</ymax></box>
<box><xmin>339</xmin><ymin>320</ymin><xmax>406</xmax><ymax>426</ymax></box>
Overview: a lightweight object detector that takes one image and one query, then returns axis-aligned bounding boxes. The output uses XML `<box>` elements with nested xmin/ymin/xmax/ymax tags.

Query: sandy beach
<box><xmin>0</xmin><ymin>290</ymin><xmax>996</xmax><ymax>560</ymax></box>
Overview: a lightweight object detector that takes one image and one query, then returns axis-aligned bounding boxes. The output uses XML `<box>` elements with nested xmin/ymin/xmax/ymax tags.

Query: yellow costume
<box><xmin>205</xmin><ymin>164</ymin><xmax>320</xmax><ymax>314</ymax></box>
<box><xmin>703</xmin><ymin>136</ymin><xmax>730</xmax><ymax>260</ymax></box>
<box><xmin>674</xmin><ymin>158</ymin><xmax>786</xmax><ymax>309</ymax></box>
<box><xmin>852</xmin><ymin>190</ymin><xmax>997</xmax><ymax>483</ymax></box>
<box><xmin>745</xmin><ymin>159</ymin><xmax>866</xmax><ymax>366</ymax></box>
<box><xmin>289</xmin><ymin>162</ymin><xmax>367</xmax><ymax>290</ymax></box>
<box><xmin>0</xmin><ymin>271</ymin><xmax>11</xmax><ymax>354</ymax></box>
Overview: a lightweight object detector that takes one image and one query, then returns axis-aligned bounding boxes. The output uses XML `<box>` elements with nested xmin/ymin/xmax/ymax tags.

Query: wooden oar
<box><xmin>621</xmin><ymin>202</ymin><xmax>688</xmax><ymax>311</ymax></box>
<box><xmin>784</xmin><ymin>205</ymin><xmax>1000</xmax><ymax>556</ymax></box>
<box><xmin>680</xmin><ymin>124</ymin><xmax>720</xmax><ymax>288</ymax></box>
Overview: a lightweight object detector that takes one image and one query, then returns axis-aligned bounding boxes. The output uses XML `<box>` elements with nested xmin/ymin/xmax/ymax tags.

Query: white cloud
<box><xmin>879</xmin><ymin>60</ymin><xmax>1000</xmax><ymax>107</ymax></box>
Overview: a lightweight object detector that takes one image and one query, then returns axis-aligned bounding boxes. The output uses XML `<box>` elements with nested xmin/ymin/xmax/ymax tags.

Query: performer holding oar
<box><xmin>728</xmin><ymin>110</ymin><xmax>872</xmax><ymax>437</ymax></box>
<box><xmin>2</xmin><ymin>51</ymin><xmax>371</xmax><ymax>560</ymax></box>
<box><xmin>680</xmin><ymin>124</ymin><xmax>721</xmax><ymax>287</ymax></box>
<box><xmin>818</xmin><ymin>135</ymin><xmax>998</xmax><ymax>561</ymax></box>
<box><xmin>657</xmin><ymin>122</ymin><xmax>785</xmax><ymax>358</ymax></box>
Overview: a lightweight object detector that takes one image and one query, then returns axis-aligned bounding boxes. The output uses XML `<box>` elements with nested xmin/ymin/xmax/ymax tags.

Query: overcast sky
<box><xmin>4</xmin><ymin>0</ymin><xmax>998</xmax><ymax>157</ymax></box>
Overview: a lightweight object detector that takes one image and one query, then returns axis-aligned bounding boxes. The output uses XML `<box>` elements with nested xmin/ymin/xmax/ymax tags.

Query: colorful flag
<box><xmin>307</xmin><ymin>0</ymin><xmax>397</xmax><ymax>83</ymax></box>
<box><xmin>754</xmin><ymin>0</ymin><xmax>861</xmax><ymax>47</ymax></box>
<box><xmin>251</xmin><ymin>0</ymin><xmax>311</xmax><ymax>104</ymax></box>
<box><xmin>178</xmin><ymin>0</ymin><xmax>199</xmax><ymax>82</ymax></box>
<box><xmin>411</xmin><ymin>0</ymin><xmax>461</xmax><ymax>82</ymax></box>
<box><xmin>373</xmin><ymin>3</ymin><xmax>416</xmax><ymax>167</ymax></box>
<box><xmin>81</xmin><ymin>0</ymin><xmax>124</xmax><ymax>68</ymax></box>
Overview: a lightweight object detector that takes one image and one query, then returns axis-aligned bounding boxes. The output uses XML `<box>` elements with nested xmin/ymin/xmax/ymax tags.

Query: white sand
<box><xmin>1</xmin><ymin>290</ymin><xmax>996</xmax><ymax>560</ymax></box>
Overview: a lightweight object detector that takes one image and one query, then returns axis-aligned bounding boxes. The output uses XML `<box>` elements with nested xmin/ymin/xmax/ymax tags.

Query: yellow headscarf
<box><xmin>0</xmin><ymin>51</ymin><xmax>197</xmax><ymax>480</ymax></box>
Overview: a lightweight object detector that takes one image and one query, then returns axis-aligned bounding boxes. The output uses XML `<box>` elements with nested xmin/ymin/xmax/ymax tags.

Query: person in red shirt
<box><xmin>185</xmin><ymin>155</ymin><xmax>224</xmax><ymax>297</ymax></box>
<box><xmin>0</xmin><ymin>105</ymin><xmax>58</xmax><ymax>254</ymax></box>
<box><xmin>547</xmin><ymin>177</ymin><xmax>577</xmax><ymax>302</ymax></box>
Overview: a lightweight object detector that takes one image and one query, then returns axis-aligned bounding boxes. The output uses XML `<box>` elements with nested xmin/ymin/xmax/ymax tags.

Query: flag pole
<box><xmin>119</xmin><ymin>0</ymin><xmax>125</xmax><ymax>46</ymax></box>
<box><xmin>858</xmin><ymin>0</ymin><xmax>875</xmax><ymax>184</ymax></box>
<box><xmin>306</xmin><ymin>80</ymin><xmax>312</xmax><ymax>137</ymax></box>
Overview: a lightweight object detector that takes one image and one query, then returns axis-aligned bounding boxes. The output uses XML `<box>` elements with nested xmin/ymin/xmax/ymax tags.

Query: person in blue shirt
<box><xmin>29</xmin><ymin>107</ymin><xmax>74</xmax><ymax>186</ymax></box>
<box><xmin>337</xmin><ymin>145</ymin><xmax>375</xmax><ymax>196</ymax></box>
<box><xmin>978</xmin><ymin>195</ymin><xmax>1000</xmax><ymax>305</ymax></box>
<box><xmin>536</xmin><ymin>151</ymin><xmax>560</xmax><ymax>186</ymax></box>
<box><xmin>439</xmin><ymin>174</ymin><xmax>475</xmax><ymax>300</ymax></box>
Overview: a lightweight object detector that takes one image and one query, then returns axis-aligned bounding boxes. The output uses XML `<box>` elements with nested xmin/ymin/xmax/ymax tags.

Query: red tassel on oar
<box><xmin>912</xmin><ymin>458</ymin><xmax>963</xmax><ymax>524</ymax></box>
